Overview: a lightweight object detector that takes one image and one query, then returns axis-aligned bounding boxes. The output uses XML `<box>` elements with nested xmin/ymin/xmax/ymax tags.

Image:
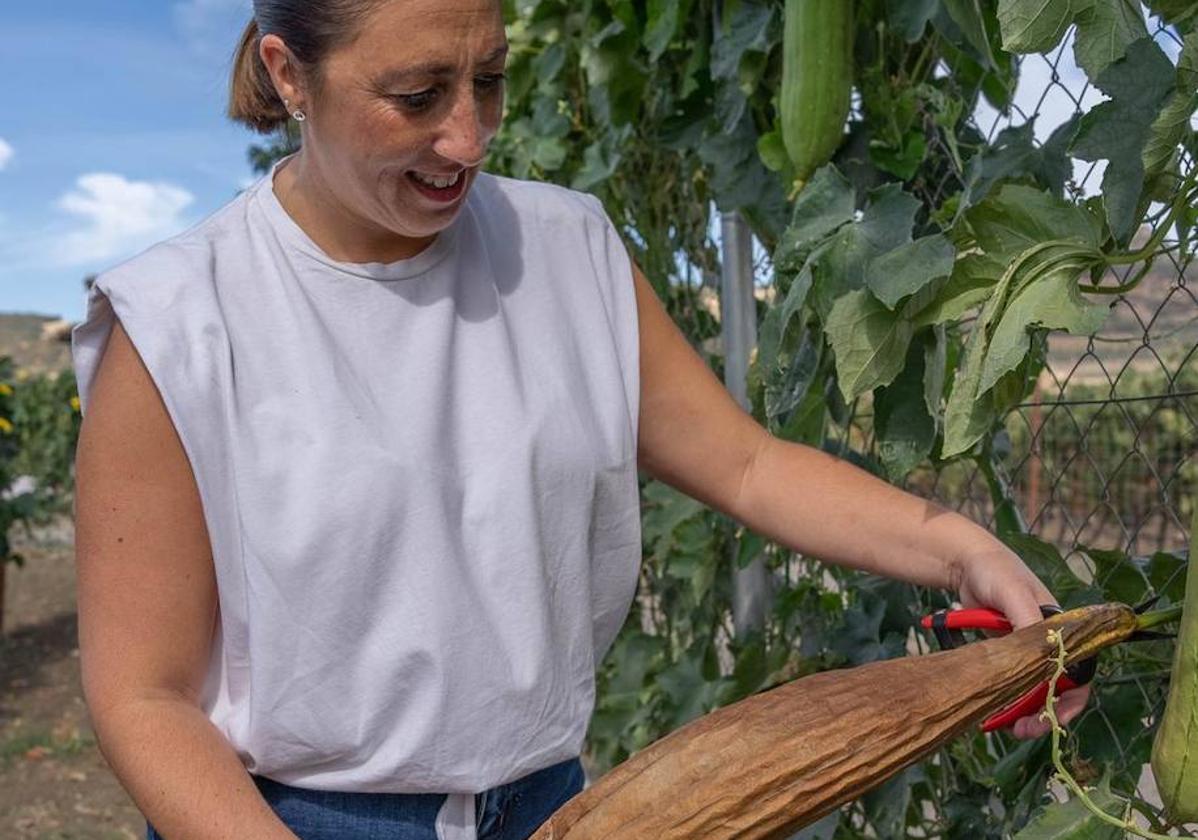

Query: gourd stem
<box><xmin>1136</xmin><ymin>605</ymin><xmax>1184</xmax><ymax>631</ymax></box>
<box><xmin>1078</xmin><ymin>256</ymin><xmax>1155</xmax><ymax>295</ymax></box>
<box><xmin>1104</xmin><ymin>178</ymin><xmax>1198</xmax><ymax>267</ymax></box>
<box><xmin>1074</xmin><ymin>176</ymin><xmax>1196</xmax><ymax>295</ymax></box>
<box><xmin>1044</xmin><ymin>630</ymin><xmax>1196</xmax><ymax>839</ymax></box>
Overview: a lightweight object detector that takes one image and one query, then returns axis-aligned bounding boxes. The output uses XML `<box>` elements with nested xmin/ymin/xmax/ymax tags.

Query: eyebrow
<box><xmin>373</xmin><ymin>45</ymin><xmax>509</xmax><ymax>87</ymax></box>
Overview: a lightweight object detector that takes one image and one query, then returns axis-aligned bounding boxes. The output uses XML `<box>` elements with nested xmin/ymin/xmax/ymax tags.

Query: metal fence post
<box><xmin>720</xmin><ymin>210</ymin><xmax>770</xmax><ymax>636</ymax></box>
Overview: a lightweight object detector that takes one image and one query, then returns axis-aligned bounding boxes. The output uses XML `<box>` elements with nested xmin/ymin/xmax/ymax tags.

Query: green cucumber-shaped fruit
<box><xmin>1151</xmin><ymin>503</ymin><xmax>1198</xmax><ymax>824</ymax></box>
<box><xmin>780</xmin><ymin>0</ymin><xmax>854</xmax><ymax>190</ymax></box>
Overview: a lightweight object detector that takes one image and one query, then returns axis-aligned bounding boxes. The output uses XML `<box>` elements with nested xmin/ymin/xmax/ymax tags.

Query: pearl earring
<box><xmin>284</xmin><ymin>99</ymin><xmax>307</xmax><ymax>122</ymax></box>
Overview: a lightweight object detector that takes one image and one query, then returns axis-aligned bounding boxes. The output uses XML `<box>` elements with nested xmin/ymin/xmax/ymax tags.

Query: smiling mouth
<box><xmin>409</xmin><ymin>170</ymin><xmax>464</xmax><ymax>188</ymax></box>
<box><xmin>405</xmin><ymin>169</ymin><xmax>469</xmax><ymax>203</ymax></box>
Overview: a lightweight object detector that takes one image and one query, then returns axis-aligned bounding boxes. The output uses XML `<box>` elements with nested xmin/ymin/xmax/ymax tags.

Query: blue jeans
<box><xmin>145</xmin><ymin>756</ymin><xmax>585</xmax><ymax>840</ymax></box>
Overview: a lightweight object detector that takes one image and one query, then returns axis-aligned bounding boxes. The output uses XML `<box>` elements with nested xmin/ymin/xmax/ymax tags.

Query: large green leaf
<box><xmin>914</xmin><ymin>253</ymin><xmax>1003</xmax><ymax>326</ymax></box>
<box><xmin>1147</xmin><ymin>549</ymin><xmax>1188</xmax><ymax>604</ymax></box>
<box><xmin>1071</xmin><ymin>38</ymin><xmax>1176</xmax><ymax>241</ymax></box>
<box><xmin>643</xmin><ymin>0</ymin><xmax>684</xmax><ymax>61</ymax></box>
<box><xmin>710</xmin><ymin>0</ymin><xmax>775</xmax><ymax>80</ymax></box>
<box><xmin>830</xmin><ymin>596</ymin><xmax>907</xmax><ymax>665</ymax></box>
<box><xmin>776</xmin><ymin>165</ymin><xmax>856</xmax><ymax>266</ymax></box>
<box><xmin>966</xmin><ymin>183</ymin><xmax>1104</xmax><ymax>257</ymax></box>
<box><xmin>863</xmin><ymin>767</ymin><xmax>920</xmax><ymax>837</ymax></box>
<box><xmin>657</xmin><ymin>649</ymin><xmax>725</xmax><ymax>728</ymax></box>
<box><xmin>997</xmin><ymin>0</ymin><xmax>1076</xmax><ymax>53</ymax></box>
<box><xmin>1012</xmin><ymin>777</ymin><xmax>1124</xmax><ymax>839</ymax></box>
<box><xmin>1073</xmin><ymin>680</ymin><xmax>1158</xmax><ymax>783</ymax></box>
<box><xmin>699</xmin><ymin>115</ymin><xmax>785</xmax><ymax>217</ymax></box>
<box><xmin>571</xmin><ymin>126</ymin><xmax>633</xmax><ymax>190</ymax></box>
<box><xmin>978</xmin><ymin>267</ymin><xmax>1109</xmax><ymax>394</ymax></box>
<box><xmin>580</xmin><ymin>20</ymin><xmax>648</xmax><ymax>128</ymax></box>
<box><xmin>1143</xmin><ymin>29</ymin><xmax>1198</xmax><ymax>179</ymax></box>
<box><xmin>604</xmin><ymin>631</ymin><xmax>663</xmax><ymax>694</ymax></box>
<box><xmin>758</xmin><ymin>259</ymin><xmax>816</xmax><ymax>383</ymax></box>
<box><xmin>858</xmin><ymin>184</ymin><xmax>922</xmax><ymax>253</ymax></box>
<box><xmin>826</xmin><ymin>290</ymin><xmax>917</xmax><ymax>402</ymax></box>
<box><xmin>1145</xmin><ymin>0</ymin><xmax>1198</xmax><ymax>27</ymax></box>
<box><xmin>943</xmin><ymin>0</ymin><xmax>1000</xmax><ymax>69</ymax></box>
<box><xmin>641</xmin><ymin>479</ymin><xmax>705</xmax><ymax>558</ymax></box>
<box><xmin>1002</xmin><ymin>532</ymin><xmax>1098</xmax><ymax>607</ymax></box>
<box><xmin>1073</xmin><ymin>0</ymin><xmax>1149</xmax><ymax>79</ymax></box>
<box><xmin>1082</xmin><ymin>545</ymin><xmax>1151</xmax><ymax>605</ymax></box>
<box><xmin>923</xmin><ymin>324</ymin><xmax>947</xmax><ymax>421</ymax></box>
<box><xmin>887</xmin><ymin>0</ymin><xmax>939</xmax><ymax>41</ymax></box>
<box><xmin>941</xmin><ymin>247</ymin><xmax>1027</xmax><ymax>458</ymax></box>
<box><xmin>810</xmin><ymin>185</ymin><xmax>921</xmax><ymax>319</ymax></box>
<box><xmin>875</xmin><ymin>336</ymin><xmax>937</xmax><ymax>480</ymax></box>
<box><xmin>764</xmin><ymin>311</ymin><xmax>823</xmax><ymax>422</ymax></box>
<box><xmin>866</xmin><ymin>234</ymin><xmax>957</xmax><ymax>310</ymax></box>
<box><xmin>959</xmin><ymin>118</ymin><xmax>1078</xmax><ymax>211</ymax></box>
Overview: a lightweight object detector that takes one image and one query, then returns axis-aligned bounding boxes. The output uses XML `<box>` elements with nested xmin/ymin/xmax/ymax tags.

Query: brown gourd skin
<box><xmin>534</xmin><ymin>603</ymin><xmax>1138</xmax><ymax>840</ymax></box>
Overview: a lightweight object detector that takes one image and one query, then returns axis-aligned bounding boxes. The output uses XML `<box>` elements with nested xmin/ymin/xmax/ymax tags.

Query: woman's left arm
<box><xmin>631</xmin><ymin>258</ymin><xmax>1088</xmax><ymax>739</ymax></box>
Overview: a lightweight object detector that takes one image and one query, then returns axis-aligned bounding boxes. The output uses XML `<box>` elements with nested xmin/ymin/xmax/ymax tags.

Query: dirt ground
<box><xmin>0</xmin><ymin>514</ymin><xmax>145</xmax><ymax>840</ymax></box>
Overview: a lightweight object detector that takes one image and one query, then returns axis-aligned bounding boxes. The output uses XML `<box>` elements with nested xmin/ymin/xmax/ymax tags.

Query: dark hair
<box><xmin>227</xmin><ymin>0</ymin><xmax>388</xmax><ymax>134</ymax></box>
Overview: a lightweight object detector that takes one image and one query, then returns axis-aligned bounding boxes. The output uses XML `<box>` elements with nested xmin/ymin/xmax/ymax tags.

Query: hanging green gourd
<box><xmin>1150</xmin><ymin>504</ymin><xmax>1198</xmax><ymax>824</ymax></box>
<box><xmin>780</xmin><ymin>0</ymin><xmax>854</xmax><ymax>195</ymax></box>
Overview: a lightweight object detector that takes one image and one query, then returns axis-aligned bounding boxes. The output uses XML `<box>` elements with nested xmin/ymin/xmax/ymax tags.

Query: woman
<box><xmin>70</xmin><ymin>1</ymin><xmax>1090</xmax><ymax>838</ymax></box>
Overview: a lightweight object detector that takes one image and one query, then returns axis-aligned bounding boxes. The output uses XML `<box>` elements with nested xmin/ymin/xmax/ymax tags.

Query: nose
<box><xmin>433</xmin><ymin>82</ymin><xmax>496</xmax><ymax>167</ymax></box>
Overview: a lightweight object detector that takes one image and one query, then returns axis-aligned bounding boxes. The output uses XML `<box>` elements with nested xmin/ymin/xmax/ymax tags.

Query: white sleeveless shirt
<box><xmin>70</xmin><ymin>157</ymin><xmax>643</xmax><ymax>800</ymax></box>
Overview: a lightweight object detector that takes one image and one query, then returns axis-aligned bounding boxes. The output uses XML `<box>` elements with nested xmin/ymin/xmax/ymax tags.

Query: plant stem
<box><xmin>1075</xmin><ymin>174</ymin><xmax>1198</xmax><ymax>295</ymax></box>
<box><xmin>1137</xmin><ymin>605</ymin><xmax>1184</xmax><ymax>631</ymax></box>
<box><xmin>1102</xmin><ymin>178</ymin><xmax>1198</xmax><ymax>267</ymax></box>
<box><xmin>1043</xmin><ymin>629</ymin><xmax>1196</xmax><ymax>839</ymax></box>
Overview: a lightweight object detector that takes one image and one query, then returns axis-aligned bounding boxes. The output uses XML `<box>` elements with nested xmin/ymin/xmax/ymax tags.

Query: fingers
<box><xmin>1009</xmin><ymin>685</ymin><xmax>1091</xmax><ymax>741</ymax></box>
<box><xmin>1054</xmin><ymin>685</ymin><xmax>1091</xmax><ymax>725</ymax></box>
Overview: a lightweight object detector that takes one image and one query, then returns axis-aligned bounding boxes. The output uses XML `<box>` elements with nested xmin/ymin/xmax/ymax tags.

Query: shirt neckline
<box><xmin>253</xmin><ymin>153</ymin><xmax>462</xmax><ymax>281</ymax></box>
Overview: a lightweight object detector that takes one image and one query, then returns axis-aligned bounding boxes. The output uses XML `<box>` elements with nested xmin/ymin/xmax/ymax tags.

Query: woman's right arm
<box><xmin>74</xmin><ymin>318</ymin><xmax>297</xmax><ymax>840</ymax></box>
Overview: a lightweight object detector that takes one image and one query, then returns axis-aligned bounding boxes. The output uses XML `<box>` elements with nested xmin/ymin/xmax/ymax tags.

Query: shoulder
<box><xmin>92</xmin><ymin>186</ymin><xmax>258</xmax><ymax>309</ymax></box>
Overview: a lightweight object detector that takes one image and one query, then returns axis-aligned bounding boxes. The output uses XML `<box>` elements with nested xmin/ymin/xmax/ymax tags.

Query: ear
<box><xmin>258</xmin><ymin>33</ymin><xmax>306</xmax><ymax>107</ymax></box>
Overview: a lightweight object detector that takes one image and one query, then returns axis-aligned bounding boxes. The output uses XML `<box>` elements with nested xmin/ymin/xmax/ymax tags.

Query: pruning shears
<box><xmin>919</xmin><ymin>597</ymin><xmax>1172</xmax><ymax>733</ymax></box>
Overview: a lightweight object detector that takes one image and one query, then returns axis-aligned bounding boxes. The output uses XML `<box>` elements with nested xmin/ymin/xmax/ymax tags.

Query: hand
<box><xmin>949</xmin><ymin>540</ymin><xmax>1092</xmax><ymax>740</ymax></box>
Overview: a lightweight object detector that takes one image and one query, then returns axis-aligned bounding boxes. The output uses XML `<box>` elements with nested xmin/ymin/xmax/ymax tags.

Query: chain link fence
<box><xmin>907</xmin><ymin>19</ymin><xmax>1195</xmax><ymax>818</ymax></box>
<box><xmin>919</xmin><ymin>20</ymin><xmax>1196</xmax><ymax>556</ymax></box>
<box><xmin>713</xmin><ymin>15</ymin><xmax>1195</xmax><ymax>824</ymax></box>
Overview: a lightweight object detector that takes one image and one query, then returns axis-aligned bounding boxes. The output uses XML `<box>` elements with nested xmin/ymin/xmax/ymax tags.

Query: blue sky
<box><xmin>0</xmin><ymin>0</ymin><xmax>257</xmax><ymax>322</ymax></box>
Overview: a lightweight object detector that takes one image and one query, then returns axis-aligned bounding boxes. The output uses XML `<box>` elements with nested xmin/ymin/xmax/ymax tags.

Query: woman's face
<box><xmin>302</xmin><ymin>0</ymin><xmax>507</xmax><ymax>243</ymax></box>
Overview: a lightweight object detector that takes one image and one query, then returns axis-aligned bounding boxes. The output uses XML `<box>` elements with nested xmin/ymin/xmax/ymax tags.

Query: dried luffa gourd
<box><xmin>533</xmin><ymin>603</ymin><xmax>1139</xmax><ymax>840</ymax></box>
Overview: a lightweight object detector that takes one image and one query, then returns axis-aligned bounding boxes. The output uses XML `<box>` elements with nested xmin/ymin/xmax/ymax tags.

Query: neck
<box><xmin>272</xmin><ymin>152</ymin><xmax>436</xmax><ymax>263</ymax></box>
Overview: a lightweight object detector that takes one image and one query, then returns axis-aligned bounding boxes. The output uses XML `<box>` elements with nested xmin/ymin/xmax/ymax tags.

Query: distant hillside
<box><xmin>0</xmin><ymin>312</ymin><xmax>74</xmax><ymax>378</ymax></box>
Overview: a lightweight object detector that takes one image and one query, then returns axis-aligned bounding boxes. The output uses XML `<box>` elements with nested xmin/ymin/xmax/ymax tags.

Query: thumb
<box><xmin>1005</xmin><ymin>582</ymin><xmax>1059</xmax><ymax>629</ymax></box>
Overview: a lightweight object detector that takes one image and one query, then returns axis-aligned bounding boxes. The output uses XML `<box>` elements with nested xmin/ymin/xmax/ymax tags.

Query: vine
<box><xmin>1042</xmin><ymin>625</ymin><xmax>1196</xmax><ymax>839</ymax></box>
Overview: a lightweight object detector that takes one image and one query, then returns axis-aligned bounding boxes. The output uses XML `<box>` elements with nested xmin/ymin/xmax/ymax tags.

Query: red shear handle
<box><xmin>981</xmin><ymin>674</ymin><xmax>1083</xmax><ymax>732</ymax></box>
<box><xmin>918</xmin><ymin>608</ymin><xmax>1013</xmax><ymax>634</ymax></box>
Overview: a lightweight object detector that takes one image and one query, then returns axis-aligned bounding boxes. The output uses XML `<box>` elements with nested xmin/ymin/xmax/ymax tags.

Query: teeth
<box><xmin>412</xmin><ymin>171</ymin><xmax>461</xmax><ymax>189</ymax></box>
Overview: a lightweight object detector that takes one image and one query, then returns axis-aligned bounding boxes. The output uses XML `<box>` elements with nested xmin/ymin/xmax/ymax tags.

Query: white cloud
<box><xmin>174</xmin><ymin>0</ymin><xmax>252</xmax><ymax>58</ymax></box>
<box><xmin>0</xmin><ymin>138</ymin><xmax>13</xmax><ymax>171</ymax></box>
<box><xmin>53</xmin><ymin>173</ymin><xmax>195</xmax><ymax>266</ymax></box>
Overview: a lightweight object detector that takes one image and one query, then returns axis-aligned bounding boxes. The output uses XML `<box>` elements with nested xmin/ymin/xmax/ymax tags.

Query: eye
<box><xmin>475</xmin><ymin>73</ymin><xmax>507</xmax><ymax>92</ymax></box>
<box><xmin>394</xmin><ymin>89</ymin><xmax>439</xmax><ymax>112</ymax></box>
